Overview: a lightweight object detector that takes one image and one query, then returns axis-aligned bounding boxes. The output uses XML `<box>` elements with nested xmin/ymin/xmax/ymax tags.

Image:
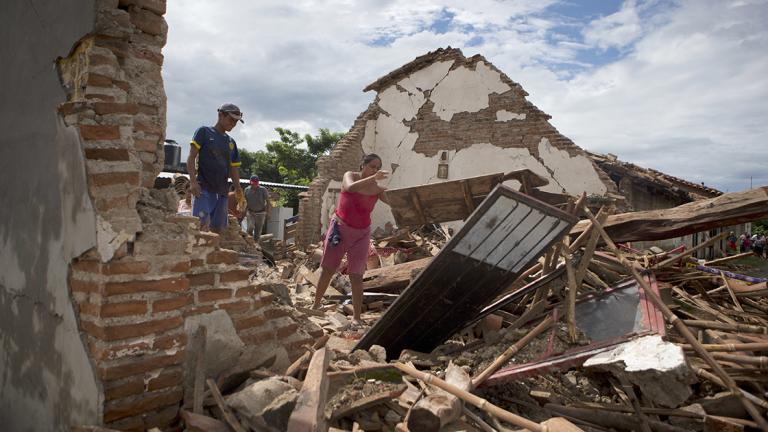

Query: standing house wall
<box><xmin>300</xmin><ymin>48</ymin><xmax>615</xmax><ymax>245</ymax></box>
<box><xmin>1</xmin><ymin>1</ymin><xmax>310</xmax><ymax>430</ymax></box>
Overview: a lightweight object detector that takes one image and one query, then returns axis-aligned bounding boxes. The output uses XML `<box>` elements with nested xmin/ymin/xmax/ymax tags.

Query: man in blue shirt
<box><xmin>187</xmin><ymin>103</ymin><xmax>244</xmax><ymax>233</ymax></box>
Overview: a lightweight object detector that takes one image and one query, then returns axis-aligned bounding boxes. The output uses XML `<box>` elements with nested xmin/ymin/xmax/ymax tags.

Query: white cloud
<box><xmin>583</xmin><ymin>0</ymin><xmax>644</xmax><ymax>50</ymax></box>
<box><xmin>163</xmin><ymin>0</ymin><xmax>768</xmax><ymax>192</ymax></box>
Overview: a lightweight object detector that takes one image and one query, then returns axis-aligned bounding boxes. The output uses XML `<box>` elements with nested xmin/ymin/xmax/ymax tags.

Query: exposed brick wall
<box><xmin>297</xmin><ymin>48</ymin><xmax>617</xmax><ymax>247</ymax></box>
<box><xmin>58</xmin><ymin>1</ymin><xmax>311</xmax><ymax>429</ymax></box>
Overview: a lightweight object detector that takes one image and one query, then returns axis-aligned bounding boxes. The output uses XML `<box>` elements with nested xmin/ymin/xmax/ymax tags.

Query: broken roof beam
<box><xmin>570</xmin><ymin>186</ymin><xmax>768</xmax><ymax>243</ymax></box>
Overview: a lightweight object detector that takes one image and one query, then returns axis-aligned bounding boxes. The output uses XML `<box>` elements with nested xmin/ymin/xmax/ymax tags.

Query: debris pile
<box><xmin>177</xmin><ymin>184</ymin><xmax>768</xmax><ymax>432</ymax></box>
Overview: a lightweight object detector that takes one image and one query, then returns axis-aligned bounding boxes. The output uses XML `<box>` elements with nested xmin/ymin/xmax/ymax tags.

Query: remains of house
<box><xmin>3</xmin><ymin>2</ymin><xmax>768</xmax><ymax>431</ymax></box>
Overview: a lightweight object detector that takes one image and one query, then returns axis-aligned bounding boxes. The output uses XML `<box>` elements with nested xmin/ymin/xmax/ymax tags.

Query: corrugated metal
<box><xmin>355</xmin><ymin>185</ymin><xmax>577</xmax><ymax>358</ymax></box>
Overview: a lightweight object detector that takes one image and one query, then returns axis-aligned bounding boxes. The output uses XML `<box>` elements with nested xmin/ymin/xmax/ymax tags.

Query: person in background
<box><xmin>726</xmin><ymin>231</ymin><xmax>738</xmax><ymax>255</ymax></box>
<box><xmin>187</xmin><ymin>103</ymin><xmax>244</xmax><ymax>233</ymax></box>
<box><xmin>244</xmin><ymin>175</ymin><xmax>271</xmax><ymax>239</ymax></box>
<box><xmin>312</xmin><ymin>154</ymin><xmax>389</xmax><ymax>327</ymax></box>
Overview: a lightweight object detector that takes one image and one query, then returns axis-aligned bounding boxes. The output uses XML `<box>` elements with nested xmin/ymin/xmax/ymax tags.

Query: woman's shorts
<box><xmin>320</xmin><ymin>218</ymin><xmax>371</xmax><ymax>275</ymax></box>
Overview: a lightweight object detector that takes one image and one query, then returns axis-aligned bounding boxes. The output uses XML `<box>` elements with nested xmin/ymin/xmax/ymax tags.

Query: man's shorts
<box><xmin>192</xmin><ymin>189</ymin><xmax>228</xmax><ymax>231</ymax></box>
<box><xmin>320</xmin><ymin>217</ymin><xmax>371</xmax><ymax>275</ymax></box>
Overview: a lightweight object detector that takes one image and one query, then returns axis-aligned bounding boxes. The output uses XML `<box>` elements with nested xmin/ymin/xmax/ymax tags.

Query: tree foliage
<box><xmin>238</xmin><ymin>127</ymin><xmax>344</xmax><ymax>210</ymax></box>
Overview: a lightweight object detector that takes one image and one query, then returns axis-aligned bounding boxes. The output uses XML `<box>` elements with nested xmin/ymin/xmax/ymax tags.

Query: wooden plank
<box><xmin>362</xmin><ymin>257</ymin><xmax>432</xmax><ymax>292</ymax></box>
<box><xmin>386</xmin><ymin>172</ymin><xmax>505</xmax><ymax>226</ymax></box>
<box><xmin>206</xmin><ymin>379</ymin><xmax>247</xmax><ymax>432</ymax></box>
<box><xmin>192</xmin><ymin>326</ymin><xmax>207</xmax><ymax>414</ymax></box>
<box><xmin>461</xmin><ymin>180</ymin><xmax>475</xmax><ymax>214</ymax></box>
<box><xmin>356</xmin><ymin>185</ymin><xmax>576</xmax><ymax>357</ymax></box>
<box><xmin>287</xmin><ymin>348</ymin><xmax>331</xmax><ymax>432</ymax></box>
<box><xmin>330</xmin><ymin>386</ymin><xmax>407</xmax><ymax>422</ymax></box>
<box><xmin>570</xmin><ymin>186</ymin><xmax>768</xmax><ymax>243</ymax></box>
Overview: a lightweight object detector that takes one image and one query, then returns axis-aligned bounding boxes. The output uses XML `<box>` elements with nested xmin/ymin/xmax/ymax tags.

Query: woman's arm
<box><xmin>342</xmin><ymin>170</ymin><xmax>388</xmax><ymax>193</ymax></box>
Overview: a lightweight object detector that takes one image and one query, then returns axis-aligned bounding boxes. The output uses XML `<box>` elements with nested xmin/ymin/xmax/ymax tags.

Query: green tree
<box><xmin>238</xmin><ymin>127</ymin><xmax>345</xmax><ymax>210</ymax></box>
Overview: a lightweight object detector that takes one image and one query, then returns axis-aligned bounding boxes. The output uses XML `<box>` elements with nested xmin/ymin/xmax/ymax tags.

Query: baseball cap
<box><xmin>218</xmin><ymin>103</ymin><xmax>244</xmax><ymax>123</ymax></box>
<box><xmin>250</xmin><ymin>175</ymin><xmax>259</xmax><ymax>182</ymax></box>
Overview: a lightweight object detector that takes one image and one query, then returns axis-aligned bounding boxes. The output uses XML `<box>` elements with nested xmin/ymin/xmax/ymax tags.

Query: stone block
<box><xmin>584</xmin><ymin>335</ymin><xmax>694</xmax><ymax>408</ymax></box>
<box><xmin>225</xmin><ymin>377</ymin><xmax>298</xmax><ymax>432</ymax></box>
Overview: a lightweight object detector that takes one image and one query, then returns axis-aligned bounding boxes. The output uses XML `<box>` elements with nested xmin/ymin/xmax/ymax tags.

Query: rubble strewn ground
<box><xmin>173</xmin><ymin>206</ymin><xmax>768</xmax><ymax>432</ymax></box>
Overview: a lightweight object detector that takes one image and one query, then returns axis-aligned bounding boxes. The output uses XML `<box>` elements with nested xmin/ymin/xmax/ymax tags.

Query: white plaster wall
<box><xmin>431</xmin><ymin>61</ymin><xmax>511</xmax><ymax>121</ymax></box>
<box><xmin>538</xmin><ymin>138</ymin><xmax>607</xmax><ymax>196</ymax></box>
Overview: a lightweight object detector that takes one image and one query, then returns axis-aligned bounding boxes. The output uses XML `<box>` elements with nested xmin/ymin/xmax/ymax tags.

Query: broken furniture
<box><xmin>383</xmin><ymin>169</ymin><xmax>549</xmax><ymax>227</ymax></box>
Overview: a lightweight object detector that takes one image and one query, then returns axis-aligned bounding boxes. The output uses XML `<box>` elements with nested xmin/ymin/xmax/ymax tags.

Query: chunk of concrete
<box><xmin>584</xmin><ymin>335</ymin><xmax>694</xmax><ymax>407</ymax></box>
<box><xmin>225</xmin><ymin>376</ymin><xmax>298</xmax><ymax>432</ymax></box>
<box><xmin>183</xmin><ymin>311</ymin><xmax>245</xmax><ymax>397</ymax></box>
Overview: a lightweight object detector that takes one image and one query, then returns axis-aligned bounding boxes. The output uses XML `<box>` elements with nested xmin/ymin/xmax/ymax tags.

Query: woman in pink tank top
<box><xmin>313</xmin><ymin>154</ymin><xmax>389</xmax><ymax>327</ymax></box>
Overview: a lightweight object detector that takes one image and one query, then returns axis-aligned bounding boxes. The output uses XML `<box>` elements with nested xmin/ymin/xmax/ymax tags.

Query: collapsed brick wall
<box><xmin>57</xmin><ymin>1</ymin><xmax>311</xmax><ymax>429</ymax></box>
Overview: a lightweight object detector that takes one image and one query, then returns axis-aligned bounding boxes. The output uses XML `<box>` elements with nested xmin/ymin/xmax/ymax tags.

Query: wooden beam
<box><xmin>206</xmin><ymin>379</ymin><xmax>247</xmax><ymax>432</ymax></box>
<box><xmin>362</xmin><ymin>257</ymin><xmax>431</xmax><ymax>292</ymax></box>
<box><xmin>330</xmin><ymin>387</ymin><xmax>406</xmax><ymax>422</ymax></box>
<box><xmin>410</xmin><ymin>192</ymin><xmax>428</xmax><ymax>225</ymax></box>
<box><xmin>461</xmin><ymin>180</ymin><xmax>475</xmax><ymax>214</ymax></box>
<box><xmin>408</xmin><ymin>363</ymin><xmax>471</xmax><ymax>431</ymax></box>
<box><xmin>287</xmin><ymin>348</ymin><xmax>331</xmax><ymax>432</ymax></box>
<box><xmin>570</xmin><ymin>186</ymin><xmax>768</xmax><ymax>243</ymax></box>
<box><xmin>192</xmin><ymin>326</ymin><xmax>207</xmax><ymax>415</ymax></box>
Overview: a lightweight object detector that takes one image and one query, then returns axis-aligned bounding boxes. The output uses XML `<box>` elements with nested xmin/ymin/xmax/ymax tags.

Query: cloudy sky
<box><xmin>163</xmin><ymin>0</ymin><xmax>768</xmax><ymax>193</ymax></box>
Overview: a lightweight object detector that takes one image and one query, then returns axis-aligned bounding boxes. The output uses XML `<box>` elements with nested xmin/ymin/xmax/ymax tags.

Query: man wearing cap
<box><xmin>244</xmin><ymin>175</ymin><xmax>271</xmax><ymax>240</ymax></box>
<box><xmin>187</xmin><ymin>103</ymin><xmax>244</xmax><ymax>233</ymax></box>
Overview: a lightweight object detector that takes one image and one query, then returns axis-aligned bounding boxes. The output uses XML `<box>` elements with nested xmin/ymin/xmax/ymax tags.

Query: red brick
<box><xmin>98</xmin><ymin>351</ymin><xmax>185</xmax><ymax>381</ymax></box>
<box><xmin>70</xmin><ymin>278</ymin><xmax>101</xmax><ymax>294</ymax></box>
<box><xmin>129</xmin><ymin>7</ymin><xmax>166</xmax><ymax>36</ymax></box>
<box><xmin>90</xmin><ymin>339</ymin><xmax>152</xmax><ymax>362</ymax></box>
<box><xmin>233</xmin><ymin>314</ymin><xmax>265</xmax><ymax>331</ymax></box>
<box><xmin>84</xmin><ymin>147</ymin><xmax>131</xmax><ymax>161</ymax></box>
<box><xmin>276</xmin><ymin>323</ymin><xmax>300</xmax><ymax>338</ymax></box>
<box><xmin>134</xmin><ymin>138</ymin><xmax>158</xmax><ymax>152</ymax></box>
<box><xmin>131</xmin><ymin>46</ymin><xmax>164</xmax><ymax>66</ymax></box>
<box><xmin>187</xmin><ymin>272</ymin><xmax>215</xmax><ymax>287</ymax></box>
<box><xmin>160</xmin><ymin>259</ymin><xmax>190</xmax><ymax>273</ymax></box>
<box><xmin>86</xmin><ymin>316</ymin><xmax>183</xmax><ymax>341</ymax></box>
<box><xmin>142</xmin><ymin>405</ymin><xmax>180</xmax><ymax>430</ymax></box>
<box><xmin>86</xmin><ymin>73</ymin><xmax>113</xmax><ymax>87</ymax></box>
<box><xmin>152</xmin><ymin>295</ymin><xmax>191</xmax><ymax>312</ymax></box>
<box><xmin>119</xmin><ymin>0</ymin><xmax>166</xmax><ymax>15</ymax></box>
<box><xmin>264</xmin><ymin>308</ymin><xmax>290</xmax><ymax>320</ymax></box>
<box><xmin>89</xmin><ymin>171</ymin><xmax>140</xmax><ymax>187</ymax></box>
<box><xmin>105</xmin><ymin>277</ymin><xmax>188</xmax><ymax>295</ymax></box>
<box><xmin>218</xmin><ymin>300</ymin><xmax>251</xmax><ymax>314</ymax></box>
<box><xmin>190</xmin><ymin>259</ymin><xmax>204</xmax><ymax>268</ymax></box>
<box><xmin>113</xmin><ymin>79</ymin><xmax>130</xmax><ymax>93</ymax></box>
<box><xmin>235</xmin><ymin>285</ymin><xmax>262</xmax><ymax>298</ymax></box>
<box><xmin>137</xmin><ymin>103</ymin><xmax>158</xmax><ymax>115</ymax></box>
<box><xmin>197</xmin><ymin>289</ymin><xmax>232</xmax><ymax>303</ymax></box>
<box><xmin>147</xmin><ymin>368</ymin><xmax>182</xmax><ymax>391</ymax></box>
<box><xmin>134</xmin><ymin>120</ymin><xmax>162</xmax><ymax>135</ymax></box>
<box><xmin>103</xmin><ymin>260</ymin><xmax>150</xmax><ymax>275</ymax></box>
<box><xmin>104</xmin><ymin>415</ymin><xmax>143</xmax><ymax>431</ymax></box>
<box><xmin>220</xmin><ymin>269</ymin><xmax>250</xmax><ymax>283</ymax></box>
<box><xmin>206</xmin><ymin>250</ymin><xmax>239</xmax><ymax>265</ymax></box>
<box><xmin>104</xmin><ymin>388</ymin><xmax>183</xmax><ymax>422</ymax></box>
<box><xmin>94</xmin><ymin>196</ymin><xmax>130</xmax><ymax>212</ymax></box>
<box><xmin>72</xmin><ymin>259</ymin><xmax>102</xmax><ymax>273</ymax></box>
<box><xmin>194</xmin><ymin>232</ymin><xmax>219</xmax><ymax>247</ymax></box>
<box><xmin>58</xmin><ymin>101</ymin><xmax>90</xmax><ymax>115</ymax></box>
<box><xmin>101</xmin><ymin>300</ymin><xmax>148</xmax><ymax>318</ymax></box>
<box><xmin>93</xmin><ymin>102</ymin><xmax>139</xmax><ymax>115</ymax></box>
<box><xmin>85</xmin><ymin>93</ymin><xmax>116</xmax><ymax>102</ymax></box>
<box><xmin>154</xmin><ymin>332</ymin><xmax>187</xmax><ymax>350</ymax></box>
<box><xmin>183</xmin><ymin>305</ymin><xmax>215</xmax><ymax>317</ymax></box>
<box><xmin>77</xmin><ymin>302</ymin><xmax>100</xmax><ymax>316</ymax></box>
<box><xmin>240</xmin><ymin>330</ymin><xmax>274</xmax><ymax>345</ymax></box>
<box><xmin>105</xmin><ymin>378</ymin><xmax>144</xmax><ymax>401</ymax></box>
<box><xmin>80</xmin><ymin>124</ymin><xmax>120</xmax><ymax>140</ymax></box>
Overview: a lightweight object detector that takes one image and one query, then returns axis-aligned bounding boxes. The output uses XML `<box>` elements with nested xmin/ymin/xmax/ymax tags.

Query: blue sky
<box><xmin>163</xmin><ymin>0</ymin><xmax>768</xmax><ymax>193</ymax></box>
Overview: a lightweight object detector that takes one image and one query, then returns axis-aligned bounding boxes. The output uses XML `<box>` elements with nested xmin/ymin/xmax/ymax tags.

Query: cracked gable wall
<box><xmin>310</xmin><ymin>49</ymin><xmax>614</xmax><ymax>239</ymax></box>
<box><xmin>0</xmin><ymin>0</ymin><xmax>101</xmax><ymax>430</ymax></box>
